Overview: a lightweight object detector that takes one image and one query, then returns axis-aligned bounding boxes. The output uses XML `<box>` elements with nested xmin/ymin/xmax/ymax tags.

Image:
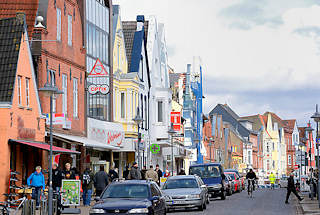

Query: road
<box><xmin>169</xmin><ymin>188</ymin><xmax>298</xmax><ymax>215</ymax></box>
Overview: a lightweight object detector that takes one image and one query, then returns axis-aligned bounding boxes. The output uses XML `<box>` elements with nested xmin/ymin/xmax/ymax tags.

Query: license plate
<box><xmin>173</xmin><ymin>200</ymin><xmax>184</xmax><ymax>204</ymax></box>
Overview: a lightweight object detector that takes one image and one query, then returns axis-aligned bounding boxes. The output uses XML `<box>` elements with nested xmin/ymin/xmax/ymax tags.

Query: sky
<box><xmin>113</xmin><ymin>0</ymin><xmax>320</xmax><ymax>126</ymax></box>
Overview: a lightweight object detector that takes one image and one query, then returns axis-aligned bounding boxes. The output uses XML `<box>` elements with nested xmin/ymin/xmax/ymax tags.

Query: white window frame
<box><xmin>121</xmin><ymin>92</ymin><xmax>125</xmax><ymax>119</ymax></box>
<box><xmin>157</xmin><ymin>100</ymin><xmax>163</xmax><ymax>123</ymax></box>
<box><xmin>57</xmin><ymin>8</ymin><xmax>61</xmax><ymax>41</ymax></box>
<box><xmin>62</xmin><ymin>74</ymin><xmax>67</xmax><ymax>115</ymax></box>
<box><xmin>73</xmin><ymin>78</ymin><xmax>78</xmax><ymax>117</ymax></box>
<box><xmin>17</xmin><ymin>76</ymin><xmax>22</xmax><ymax>106</ymax></box>
<box><xmin>25</xmin><ymin>78</ymin><xmax>30</xmax><ymax>107</ymax></box>
<box><xmin>68</xmin><ymin>14</ymin><xmax>72</xmax><ymax>46</ymax></box>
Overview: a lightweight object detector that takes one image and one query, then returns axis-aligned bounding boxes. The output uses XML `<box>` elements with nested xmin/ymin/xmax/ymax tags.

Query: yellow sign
<box><xmin>160</xmin><ymin>177</ymin><xmax>167</xmax><ymax>183</ymax></box>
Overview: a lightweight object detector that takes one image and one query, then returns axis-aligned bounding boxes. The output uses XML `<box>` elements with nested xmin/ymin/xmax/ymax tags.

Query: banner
<box><xmin>52</xmin><ymin>154</ymin><xmax>60</xmax><ymax>166</ymax></box>
<box><xmin>61</xmin><ymin>180</ymin><xmax>81</xmax><ymax>206</ymax></box>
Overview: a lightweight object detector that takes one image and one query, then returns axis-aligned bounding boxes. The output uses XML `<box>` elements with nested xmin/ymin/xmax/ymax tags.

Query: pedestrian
<box><xmin>128</xmin><ymin>162</ymin><xmax>141</xmax><ymax>180</ymax></box>
<box><xmin>145</xmin><ymin>165</ymin><xmax>159</xmax><ymax>183</ymax></box>
<box><xmin>285</xmin><ymin>173</ymin><xmax>303</xmax><ymax>204</ymax></box>
<box><xmin>123</xmin><ymin>165</ymin><xmax>129</xmax><ymax>179</ymax></box>
<box><xmin>178</xmin><ymin>169</ymin><xmax>186</xmax><ymax>175</ymax></box>
<box><xmin>163</xmin><ymin>170</ymin><xmax>170</xmax><ymax>177</ymax></box>
<box><xmin>81</xmin><ymin>167</ymin><xmax>94</xmax><ymax>206</ymax></box>
<box><xmin>27</xmin><ymin>166</ymin><xmax>45</xmax><ymax>208</ymax></box>
<box><xmin>141</xmin><ymin>166</ymin><xmax>147</xmax><ymax>180</ymax></box>
<box><xmin>62</xmin><ymin>163</ymin><xmax>76</xmax><ymax>179</ymax></box>
<box><xmin>155</xmin><ymin>164</ymin><xmax>163</xmax><ymax>185</ymax></box>
<box><xmin>269</xmin><ymin>172</ymin><xmax>276</xmax><ymax>189</ymax></box>
<box><xmin>52</xmin><ymin>163</ymin><xmax>63</xmax><ymax>192</ymax></box>
<box><xmin>109</xmin><ymin>167</ymin><xmax>119</xmax><ymax>182</ymax></box>
<box><xmin>94</xmin><ymin>165</ymin><xmax>109</xmax><ymax>196</ymax></box>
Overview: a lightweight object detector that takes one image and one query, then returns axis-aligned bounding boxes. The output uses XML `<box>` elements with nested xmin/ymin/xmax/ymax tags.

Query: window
<box><xmin>157</xmin><ymin>101</ymin><xmax>163</xmax><ymax>122</ymax></box>
<box><xmin>53</xmin><ymin>97</ymin><xmax>56</xmax><ymax>113</ymax></box>
<box><xmin>57</xmin><ymin>8</ymin><xmax>61</xmax><ymax>41</ymax></box>
<box><xmin>62</xmin><ymin>74</ymin><xmax>67</xmax><ymax>115</ymax></box>
<box><xmin>121</xmin><ymin>92</ymin><xmax>125</xmax><ymax>119</ymax></box>
<box><xmin>141</xmin><ymin>94</ymin><xmax>144</xmax><ymax>129</ymax></box>
<box><xmin>267</xmin><ymin>160</ymin><xmax>270</xmax><ymax>170</ymax></box>
<box><xmin>288</xmin><ymin>155</ymin><xmax>292</xmax><ymax>166</ymax></box>
<box><xmin>25</xmin><ymin>78</ymin><xmax>30</xmax><ymax>107</ymax></box>
<box><xmin>17</xmin><ymin>76</ymin><xmax>22</xmax><ymax>105</ymax></box>
<box><xmin>68</xmin><ymin>15</ymin><xmax>72</xmax><ymax>46</ymax></box>
<box><xmin>248</xmin><ymin>151</ymin><xmax>251</xmax><ymax>164</ymax></box>
<box><xmin>73</xmin><ymin>78</ymin><xmax>78</xmax><ymax>117</ymax></box>
<box><xmin>144</xmin><ymin>96</ymin><xmax>147</xmax><ymax>129</ymax></box>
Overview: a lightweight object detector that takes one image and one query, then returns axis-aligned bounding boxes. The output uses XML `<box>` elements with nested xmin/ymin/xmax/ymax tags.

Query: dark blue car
<box><xmin>189</xmin><ymin>163</ymin><xmax>227</xmax><ymax>200</ymax></box>
<box><xmin>89</xmin><ymin>180</ymin><xmax>166</xmax><ymax>215</ymax></box>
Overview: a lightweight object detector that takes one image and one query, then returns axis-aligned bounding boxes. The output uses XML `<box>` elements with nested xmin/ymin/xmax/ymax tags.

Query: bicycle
<box><xmin>247</xmin><ymin>179</ymin><xmax>255</xmax><ymax>198</ymax></box>
<box><xmin>0</xmin><ymin>186</ymin><xmax>30</xmax><ymax>215</ymax></box>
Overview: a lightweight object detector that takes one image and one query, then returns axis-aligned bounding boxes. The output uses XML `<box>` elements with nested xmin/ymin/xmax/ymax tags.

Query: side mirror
<box><xmin>151</xmin><ymin>196</ymin><xmax>160</xmax><ymax>202</ymax></box>
<box><xmin>94</xmin><ymin>197</ymin><xmax>100</xmax><ymax>202</ymax></box>
<box><xmin>200</xmin><ymin>185</ymin><xmax>207</xmax><ymax>189</ymax></box>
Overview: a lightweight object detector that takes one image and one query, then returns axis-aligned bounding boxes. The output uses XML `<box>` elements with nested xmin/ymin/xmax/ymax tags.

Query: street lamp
<box><xmin>39</xmin><ymin>67</ymin><xmax>63</xmax><ymax>215</ymax></box>
<box><xmin>209</xmin><ymin>137</ymin><xmax>214</xmax><ymax>163</ymax></box>
<box><xmin>168</xmin><ymin>123</ymin><xmax>176</xmax><ymax>176</ymax></box>
<box><xmin>311</xmin><ymin>104</ymin><xmax>320</xmax><ymax>207</ymax></box>
<box><xmin>133</xmin><ymin>108</ymin><xmax>143</xmax><ymax>169</ymax></box>
<box><xmin>298</xmin><ymin>141</ymin><xmax>306</xmax><ymax>192</ymax></box>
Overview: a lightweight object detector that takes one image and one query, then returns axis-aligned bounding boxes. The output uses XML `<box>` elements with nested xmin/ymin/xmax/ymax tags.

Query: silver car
<box><xmin>162</xmin><ymin>175</ymin><xmax>208</xmax><ymax>211</ymax></box>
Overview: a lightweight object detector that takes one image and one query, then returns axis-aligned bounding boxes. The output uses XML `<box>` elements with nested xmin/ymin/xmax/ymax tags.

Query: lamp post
<box><xmin>298</xmin><ymin>142</ymin><xmax>305</xmax><ymax>189</ymax></box>
<box><xmin>39</xmin><ymin>69</ymin><xmax>63</xmax><ymax>215</ymax></box>
<box><xmin>209</xmin><ymin>137</ymin><xmax>214</xmax><ymax>163</ymax></box>
<box><xmin>311</xmin><ymin>104</ymin><xmax>320</xmax><ymax>207</ymax></box>
<box><xmin>168</xmin><ymin>123</ymin><xmax>176</xmax><ymax>176</ymax></box>
<box><xmin>133</xmin><ymin>108</ymin><xmax>143</xmax><ymax>169</ymax></box>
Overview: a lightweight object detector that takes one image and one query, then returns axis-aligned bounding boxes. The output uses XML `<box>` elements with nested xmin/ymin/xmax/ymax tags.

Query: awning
<box><xmin>9</xmin><ymin>139</ymin><xmax>80</xmax><ymax>154</ymax></box>
<box><xmin>52</xmin><ymin>133</ymin><xmax>120</xmax><ymax>151</ymax></box>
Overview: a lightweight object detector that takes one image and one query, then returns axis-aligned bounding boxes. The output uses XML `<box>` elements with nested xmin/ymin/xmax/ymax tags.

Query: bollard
<box><xmin>40</xmin><ymin>198</ymin><xmax>48</xmax><ymax>215</ymax></box>
<box><xmin>52</xmin><ymin>199</ymin><xmax>58</xmax><ymax>215</ymax></box>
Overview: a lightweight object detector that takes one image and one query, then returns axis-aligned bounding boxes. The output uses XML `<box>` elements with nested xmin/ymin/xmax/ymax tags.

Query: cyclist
<box><xmin>27</xmin><ymin>166</ymin><xmax>45</xmax><ymax>208</ymax></box>
<box><xmin>246</xmin><ymin>169</ymin><xmax>257</xmax><ymax>195</ymax></box>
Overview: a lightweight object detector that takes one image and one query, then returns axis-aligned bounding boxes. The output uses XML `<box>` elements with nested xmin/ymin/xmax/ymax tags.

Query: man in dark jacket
<box><xmin>52</xmin><ymin>163</ymin><xmax>63</xmax><ymax>191</ymax></box>
<box><xmin>109</xmin><ymin>168</ymin><xmax>119</xmax><ymax>182</ymax></box>
<box><xmin>286</xmin><ymin>173</ymin><xmax>303</xmax><ymax>204</ymax></box>
<box><xmin>129</xmin><ymin>162</ymin><xmax>141</xmax><ymax>180</ymax></box>
<box><xmin>82</xmin><ymin>168</ymin><xmax>94</xmax><ymax>206</ymax></box>
<box><xmin>155</xmin><ymin>164</ymin><xmax>162</xmax><ymax>186</ymax></box>
<box><xmin>123</xmin><ymin>166</ymin><xmax>129</xmax><ymax>179</ymax></box>
<box><xmin>94</xmin><ymin>165</ymin><xmax>109</xmax><ymax>196</ymax></box>
<box><xmin>62</xmin><ymin>163</ymin><xmax>76</xmax><ymax>179</ymax></box>
<box><xmin>246</xmin><ymin>169</ymin><xmax>257</xmax><ymax>193</ymax></box>
<box><xmin>141</xmin><ymin>166</ymin><xmax>147</xmax><ymax>180</ymax></box>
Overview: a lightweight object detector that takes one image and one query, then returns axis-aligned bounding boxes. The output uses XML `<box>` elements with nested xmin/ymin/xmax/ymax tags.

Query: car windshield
<box><xmin>189</xmin><ymin>165</ymin><xmax>221</xmax><ymax>178</ymax></box>
<box><xmin>226</xmin><ymin>173</ymin><xmax>235</xmax><ymax>180</ymax></box>
<box><xmin>102</xmin><ymin>184</ymin><xmax>149</xmax><ymax>199</ymax></box>
<box><xmin>163</xmin><ymin>178</ymin><xmax>199</xmax><ymax>189</ymax></box>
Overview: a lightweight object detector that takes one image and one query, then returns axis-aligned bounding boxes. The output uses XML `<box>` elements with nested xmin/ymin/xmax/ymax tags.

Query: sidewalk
<box><xmin>299</xmin><ymin>192</ymin><xmax>320</xmax><ymax>214</ymax></box>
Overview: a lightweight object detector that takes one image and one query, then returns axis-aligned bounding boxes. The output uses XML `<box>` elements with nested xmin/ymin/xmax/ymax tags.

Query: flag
<box><xmin>52</xmin><ymin>154</ymin><xmax>60</xmax><ymax>165</ymax></box>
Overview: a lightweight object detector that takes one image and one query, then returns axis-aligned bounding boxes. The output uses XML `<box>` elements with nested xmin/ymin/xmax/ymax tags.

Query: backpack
<box><xmin>83</xmin><ymin>173</ymin><xmax>91</xmax><ymax>185</ymax></box>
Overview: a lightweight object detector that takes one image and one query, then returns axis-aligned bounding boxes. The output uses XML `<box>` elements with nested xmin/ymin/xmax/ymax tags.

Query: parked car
<box><xmin>90</xmin><ymin>179</ymin><xmax>166</xmax><ymax>215</ymax></box>
<box><xmin>225</xmin><ymin>175</ymin><xmax>234</xmax><ymax>196</ymax></box>
<box><xmin>189</xmin><ymin>163</ymin><xmax>228</xmax><ymax>200</ymax></box>
<box><xmin>225</xmin><ymin>169</ymin><xmax>245</xmax><ymax>190</ymax></box>
<box><xmin>162</xmin><ymin>175</ymin><xmax>208</xmax><ymax>211</ymax></box>
<box><xmin>279</xmin><ymin>176</ymin><xmax>288</xmax><ymax>188</ymax></box>
<box><xmin>225</xmin><ymin>172</ymin><xmax>241</xmax><ymax>193</ymax></box>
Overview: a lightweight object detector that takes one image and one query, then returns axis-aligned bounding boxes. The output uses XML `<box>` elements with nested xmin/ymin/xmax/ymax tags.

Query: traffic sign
<box><xmin>150</xmin><ymin>144</ymin><xmax>160</xmax><ymax>154</ymax></box>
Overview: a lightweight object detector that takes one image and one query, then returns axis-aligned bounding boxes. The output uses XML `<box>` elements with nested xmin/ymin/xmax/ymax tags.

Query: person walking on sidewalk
<box><xmin>155</xmin><ymin>165</ymin><xmax>163</xmax><ymax>186</ymax></box>
<box><xmin>82</xmin><ymin>168</ymin><xmax>94</xmax><ymax>206</ymax></box>
<box><xmin>62</xmin><ymin>163</ymin><xmax>76</xmax><ymax>179</ymax></box>
<box><xmin>27</xmin><ymin>166</ymin><xmax>45</xmax><ymax>208</ymax></box>
<box><xmin>285</xmin><ymin>173</ymin><xmax>303</xmax><ymax>204</ymax></box>
<box><xmin>128</xmin><ymin>162</ymin><xmax>141</xmax><ymax>180</ymax></box>
<box><xmin>52</xmin><ymin>163</ymin><xmax>63</xmax><ymax>192</ymax></box>
<box><xmin>145</xmin><ymin>165</ymin><xmax>158</xmax><ymax>183</ymax></box>
<box><xmin>94</xmin><ymin>165</ymin><xmax>109</xmax><ymax>197</ymax></box>
<box><xmin>269</xmin><ymin>172</ymin><xmax>276</xmax><ymax>189</ymax></box>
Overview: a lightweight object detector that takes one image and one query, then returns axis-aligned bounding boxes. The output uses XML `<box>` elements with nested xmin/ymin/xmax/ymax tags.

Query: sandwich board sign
<box><xmin>87</xmin><ymin>58</ymin><xmax>109</xmax><ymax>95</ymax></box>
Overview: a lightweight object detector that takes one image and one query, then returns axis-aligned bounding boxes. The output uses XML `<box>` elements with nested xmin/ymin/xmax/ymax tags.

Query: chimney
<box><xmin>136</xmin><ymin>15</ymin><xmax>145</xmax><ymax>31</ymax></box>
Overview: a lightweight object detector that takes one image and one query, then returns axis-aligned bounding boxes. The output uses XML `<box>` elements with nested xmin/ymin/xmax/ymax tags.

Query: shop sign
<box><xmin>87</xmin><ymin>58</ymin><xmax>109</xmax><ymax>95</ymax></box>
<box><xmin>46</xmin><ymin>113</ymin><xmax>65</xmax><ymax>125</ymax></box>
<box><xmin>170</xmin><ymin>112</ymin><xmax>181</xmax><ymax>131</ymax></box>
<box><xmin>61</xmin><ymin>180</ymin><xmax>80</xmax><ymax>206</ymax></box>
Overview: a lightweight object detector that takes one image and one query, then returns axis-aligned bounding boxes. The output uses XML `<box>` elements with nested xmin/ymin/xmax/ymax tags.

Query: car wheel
<box><xmin>221</xmin><ymin>189</ymin><xmax>226</xmax><ymax>200</ymax></box>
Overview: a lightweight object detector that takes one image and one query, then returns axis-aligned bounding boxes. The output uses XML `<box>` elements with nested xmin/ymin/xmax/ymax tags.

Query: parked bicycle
<box><xmin>0</xmin><ymin>186</ymin><xmax>31</xmax><ymax>215</ymax></box>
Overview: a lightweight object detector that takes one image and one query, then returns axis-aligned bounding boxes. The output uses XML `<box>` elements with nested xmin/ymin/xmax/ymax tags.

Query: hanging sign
<box><xmin>87</xmin><ymin>58</ymin><xmax>109</xmax><ymax>95</ymax></box>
